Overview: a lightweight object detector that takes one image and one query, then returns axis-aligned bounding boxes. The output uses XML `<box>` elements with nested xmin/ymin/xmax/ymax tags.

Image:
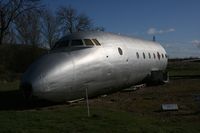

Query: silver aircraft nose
<box><xmin>20</xmin><ymin>51</ymin><xmax>74</xmax><ymax>101</ymax></box>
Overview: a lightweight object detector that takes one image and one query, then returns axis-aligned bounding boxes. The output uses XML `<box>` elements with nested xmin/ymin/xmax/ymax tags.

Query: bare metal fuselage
<box><xmin>21</xmin><ymin>31</ymin><xmax>167</xmax><ymax>102</ymax></box>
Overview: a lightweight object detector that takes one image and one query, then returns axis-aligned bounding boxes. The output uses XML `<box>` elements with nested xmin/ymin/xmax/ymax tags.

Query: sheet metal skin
<box><xmin>21</xmin><ymin>31</ymin><xmax>167</xmax><ymax>102</ymax></box>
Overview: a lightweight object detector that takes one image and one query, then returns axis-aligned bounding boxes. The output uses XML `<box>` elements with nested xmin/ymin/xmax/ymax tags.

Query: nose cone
<box><xmin>20</xmin><ymin>51</ymin><xmax>74</xmax><ymax>101</ymax></box>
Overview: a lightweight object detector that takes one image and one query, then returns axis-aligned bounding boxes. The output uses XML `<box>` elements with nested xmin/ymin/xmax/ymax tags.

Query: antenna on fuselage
<box><xmin>153</xmin><ymin>36</ymin><xmax>156</xmax><ymax>42</ymax></box>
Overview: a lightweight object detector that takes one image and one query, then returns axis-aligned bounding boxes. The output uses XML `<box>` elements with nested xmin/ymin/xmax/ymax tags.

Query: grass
<box><xmin>167</xmin><ymin>61</ymin><xmax>200</xmax><ymax>76</ymax></box>
<box><xmin>0</xmin><ymin>106</ymin><xmax>199</xmax><ymax>133</ymax></box>
<box><xmin>0</xmin><ymin>61</ymin><xmax>200</xmax><ymax>133</ymax></box>
<box><xmin>0</xmin><ymin>79</ymin><xmax>199</xmax><ymax>132</ymax></box>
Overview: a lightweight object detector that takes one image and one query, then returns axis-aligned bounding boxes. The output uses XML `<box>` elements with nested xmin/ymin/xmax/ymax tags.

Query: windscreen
<box><xmin>53</xmin><ymin>40</ymin><xmax>69</xmax><ymax>49</ymax></box>
<box><xmin>71</xmin><ymin>40</ymin><xmax>84</xmax><ymax>46</ymax></box>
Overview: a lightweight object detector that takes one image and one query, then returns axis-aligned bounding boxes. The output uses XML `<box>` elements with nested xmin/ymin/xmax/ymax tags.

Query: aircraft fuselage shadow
<box><xmin>0</xmin><ymin>90</ymin><xmax>58</xmax><ymax>111</ymax></box>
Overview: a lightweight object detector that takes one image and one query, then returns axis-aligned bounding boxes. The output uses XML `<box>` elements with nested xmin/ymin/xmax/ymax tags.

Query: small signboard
<box><xmin>161</xmin><ymin>104</ymin><xmax>178</xmax><ymax>111</ymax></box>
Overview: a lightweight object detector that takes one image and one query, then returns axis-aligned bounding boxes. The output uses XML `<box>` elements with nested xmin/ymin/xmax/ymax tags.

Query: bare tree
<box><xmin>14</xmin><ymin>10</ymin><xmax>41</xmax><ymax>46</ymax></box>
<box><xmin>0</xmin><ymin>0</ymin><xmax>41</xmax><ymax>45</ymax></box>
<box><xmin>76</xmin><ymin>13</ymin><xmax>92</xmax><ymax>32</ymax></box>
<box><xmin>3</xmin><ymin>24</ymin><xmax>17</xmax><ymax>44</ymax></box>
<box><xmin>57</xmin><ymin>6</ymin><xmax>93</xmax><ymax>35</ymax></box>
<box><xmin>57</xmin><ymin>6</ymin><xmax>77</xmax><ymax>34</ymax></box>
<box><xmin>91</xmin><ymin>26</ymin><xmax>105</xmax><ymax>32</ymax></box>
<box><xmin>41</xmin><ymin>9</ymin><xmax>59</xmax><ymax>48</ymax></box>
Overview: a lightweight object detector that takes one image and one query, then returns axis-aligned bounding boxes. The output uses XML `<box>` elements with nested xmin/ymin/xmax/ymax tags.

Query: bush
<box><xmin>0</xmin><ymin>44</ymin><xmax>46</xmax><ymax>81</ymax></box>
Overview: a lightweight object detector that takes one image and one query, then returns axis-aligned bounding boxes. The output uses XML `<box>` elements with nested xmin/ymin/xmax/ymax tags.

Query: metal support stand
<box><xmin>85</xmin><ymin>87</ymin><xmax>90</xmax><ymax>117</ymax></box>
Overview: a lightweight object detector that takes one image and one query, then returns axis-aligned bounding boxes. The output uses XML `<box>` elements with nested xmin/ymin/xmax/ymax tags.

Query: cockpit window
<box><xmin>53</xmin><ymin>38</ymin><xmax>99</xmax><ymax>49</ymax></box>
<box><xmin>84</xmin><ymin>39</ymin><xmax>94</xmax><ymax>46</ymax></box>
<box><xmin>71</xmin><ymin>39</ymin><xmax>84</xmax><ymax>46</ymax></box>
<box><xmin>92</xmin><ymin>39</ymin><xmax>101</xmax><ymax>46</ymax></box>
<box><xmin>53</xmin><ymin>40</ymin><xmax>69</xmax><ymax>49</ymax></box>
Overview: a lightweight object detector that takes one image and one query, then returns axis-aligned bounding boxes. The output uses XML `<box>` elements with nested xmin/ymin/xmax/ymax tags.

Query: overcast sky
<box><xmin>43</xmin><ymin>0</ymin><xmax>200</xmax><ymax>58</ymax></box>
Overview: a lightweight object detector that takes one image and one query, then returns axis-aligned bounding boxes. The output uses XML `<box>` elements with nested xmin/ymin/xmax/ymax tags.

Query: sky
<box><xmin>42</xmin><ymin>0</ymin><xmax>200</xmax><ymax>58</ymax></box>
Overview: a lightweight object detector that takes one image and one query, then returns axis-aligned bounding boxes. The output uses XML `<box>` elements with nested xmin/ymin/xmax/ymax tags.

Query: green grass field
<box><xmin>167</xmin><ymin>61</ymin><xmax>200</xmax><ymax>76</ymax></box>
<box><xmin>0</xmin><ymin>106</ymin><xmax>199</xmax><ymax>133</ymax></box>
<box><xmin>0</xmin><ymin>61</ymin><xmax>200</xmax><ymax>133</ymax></box>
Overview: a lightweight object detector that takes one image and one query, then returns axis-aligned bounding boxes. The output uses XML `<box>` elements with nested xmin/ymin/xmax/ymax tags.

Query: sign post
<box><xmin>85</xmin><ymin>87</ymin><xmax>90</xmax><ymax>117</ymax></box>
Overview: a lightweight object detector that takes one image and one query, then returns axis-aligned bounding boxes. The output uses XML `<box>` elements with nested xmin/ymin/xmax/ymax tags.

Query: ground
<box><xmin>0</xmin><ymin>61</ymin><xmax>200</xmax><ymax>133</ymax></box>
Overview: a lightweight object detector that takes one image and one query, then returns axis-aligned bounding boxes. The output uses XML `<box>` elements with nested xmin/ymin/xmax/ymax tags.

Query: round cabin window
<box><xmin>118</xmin><ymin>47</ymin><xmax>123</xmax><ymax>55</ymax></box>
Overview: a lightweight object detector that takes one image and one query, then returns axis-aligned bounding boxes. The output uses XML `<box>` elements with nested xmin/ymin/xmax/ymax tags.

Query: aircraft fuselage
<box><xmin>21</xmin><ymin>31</ymin><xmax>168</xmax><ymax>102</ymax></box>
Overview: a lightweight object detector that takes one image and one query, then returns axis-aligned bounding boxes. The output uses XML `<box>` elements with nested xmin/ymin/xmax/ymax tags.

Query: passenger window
<box><xmin>148</xmin><ymin>53</ymin><xmax>151</xmax><ymax>59</ymax></box>
<box><xmin>136</xmin><ymin>52</ymin><xmax>139</xmax><ymax>59</ymax></box>
<box><xmin>84</xmin><ymin>39</ymin><xmax>94</xmax><ymax>46</ymax></box>
<box><xmin>53</xmin><ymin>40</ymin><xmax>69</xmax><ymax>49</ymax></box>
<box><xmin>162</xmin><ymin>54</ymin><xmax>164</xmax><ymax>58</ymax></box>
<box><xmin>153</xmin><ymin>53</ymin><xmax>156</xmax><ymax>59</ymax></box>
<box><xmin>157</xmin><ymin>52</ymin><xmax>160</xmax><ymax>60</ymax></box>
<box><xmin>92</xmin><ymin>39</ymin><xmax>101</xmax><ymax>46</ymax></box>
<box><xmin>143</xmin><ymin>52</ymin><xmax>146</xmax><ymax>59</ymax></box>
<box><xmin>118</xmin><ymin>47</ymin><xmax>123</xmax><ymax>55</ymax></box>
<box><xmin>71</xmin><ymin>40</ymin><xmax>83</xmax><ymax>46</ymax></box>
